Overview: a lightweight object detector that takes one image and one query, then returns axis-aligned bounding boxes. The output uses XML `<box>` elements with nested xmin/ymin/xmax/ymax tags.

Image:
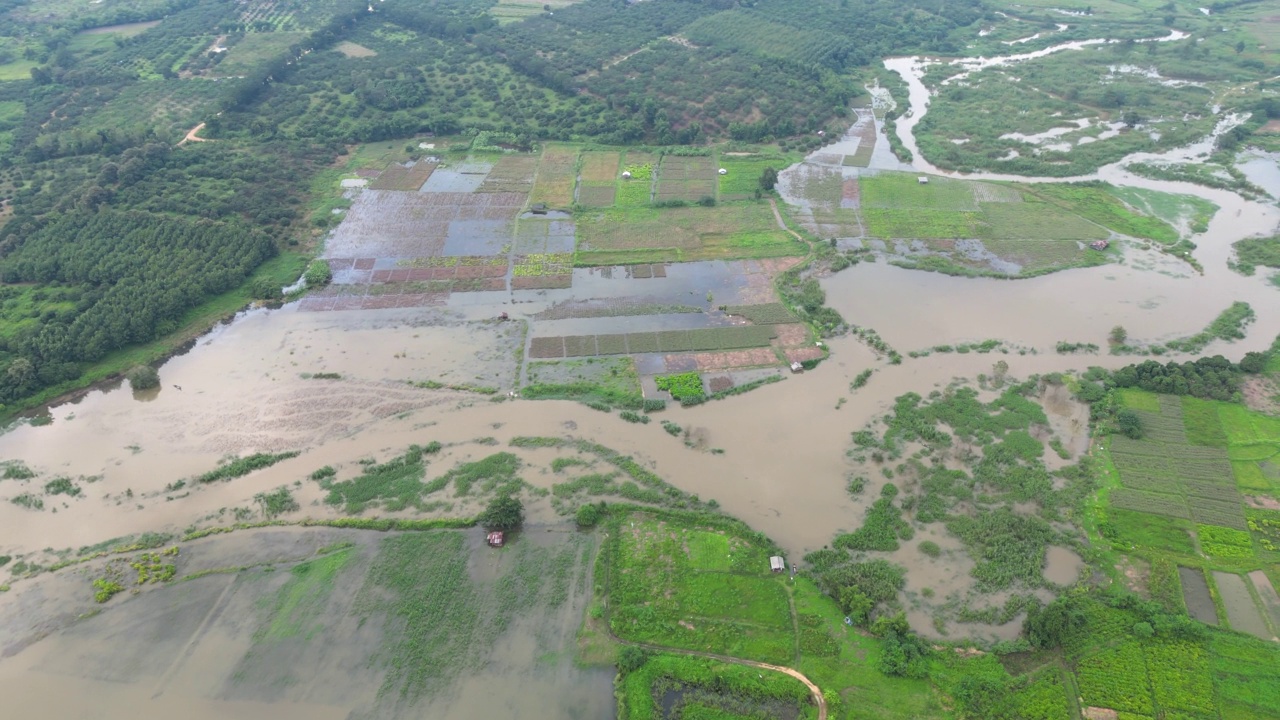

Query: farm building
<box><xmin>718</xmin><ymin>168</ymin><xmax>727</xmax><ymax>175</ymax></box>
<box><xmin>770</xmin><ymin>556</ymin><xmax>785</xmax><ymax>573</ymax></box>
<box><xmin>621</xmin><ymin>170</ymin><xmax>632</xmax><ymax>179</ymax></box>
<box><xmin>487</xmin><ymin>531</ymin><xmax>505</xmax><ymax>547</ymax></box>
<box><xmin>1090</xmin><ymin>239</ymin><xmax>1110</xmax><ymax>251</ymax></box>
<box><xmin>917</xmin><ymin>177</ymin><xmax>929</xmax><ymax>184</ymax></box>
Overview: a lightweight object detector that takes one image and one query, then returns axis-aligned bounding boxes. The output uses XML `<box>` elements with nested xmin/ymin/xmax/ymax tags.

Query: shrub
<box><xmin>918</xmin><ymin>541</ymin><xmax>941</xmax><ymax>558</ymax></box>
<box><xmin>1116</xmin><ymin>409</ymin><xmax>1144</xmax><ymax>439</ymax></box>
<box><xmin>126</xmin><ymin>365</ymin><xmax>160</xmax><ymax>391</ymax></box>
<box><xmin>576</xmin><ymin>502</ymin><xmax>605</xmax><ymax>528</ymax></box>
<box><xmin>305</xmin><ymin>259</ymin><xmax>332</xmax><ymax>287</ymax></box>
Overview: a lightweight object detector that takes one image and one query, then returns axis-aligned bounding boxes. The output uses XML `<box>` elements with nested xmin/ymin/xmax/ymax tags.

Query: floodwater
<box><xmin>1213</xmin><ymin>570</ymin><xmax>1273</xmax><ymax>640</ymax></box>
<box><xmin>0</xmin><ymin>526</ymin><xmax>613</xmax><ymax>719</ymax></box>
<box><xmin>2</xmin><ymin>26</ymin><xmax>1280</xmax><ymax>684</ymax></box>
<box><xmin>1043</xmin><ymin>546</ymin><xmax>1085</xmax><ymax>586</ymax></box>
<box><xmin>1179</xmin><ymin>566</ymin><xmax>1219</xmax><ymax>625</ymax></box>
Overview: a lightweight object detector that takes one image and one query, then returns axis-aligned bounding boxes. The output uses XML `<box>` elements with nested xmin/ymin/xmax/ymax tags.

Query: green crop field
<box><xmin>605</xmin><ymin>512</ymin><xmax>795</xmax><ymax>664</ymax></box>
<box><xmin>717</xmin><ymin>153</ymin><xmax>789</xmax><ymax>200</ymax></box>
<box><xmin>574</xmin><ymin>203</ymin><xmax>801</xmax><ymax>265</ymax></box>
<box><xmin>530</xmin><ymin>143</ymin><xmax>578</xmax><ymax>207</ymax></box>
<box><xmin>860</xmin><ymin>172</ymin><xmax>978</xmax><ymax>212</ymax></box>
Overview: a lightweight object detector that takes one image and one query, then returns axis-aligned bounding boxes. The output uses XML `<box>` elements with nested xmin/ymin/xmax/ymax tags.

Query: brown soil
<box><xmin>1242</xmin><ymin>374</ymin><xmax>1280</xmax><ymax>414</ymax></box>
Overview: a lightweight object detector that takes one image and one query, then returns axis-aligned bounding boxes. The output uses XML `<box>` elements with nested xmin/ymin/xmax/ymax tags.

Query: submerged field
<box><xmin>777</xmin><ymin>164</ymin><xmax>1199</xmax><ymax>276</ymax></box>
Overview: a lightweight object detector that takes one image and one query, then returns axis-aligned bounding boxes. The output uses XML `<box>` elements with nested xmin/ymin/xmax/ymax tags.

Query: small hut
<box><xmin>718</xmin><ymin>168</ymin><xmax>727</xmax><ymax>175</ymax></box>
<box><xmin>621</xmin><ymin>170</ymin><xmax>632</xmax><ymax>179</ymax></box>
<box><xmin>917</xmin><ymin>176</ymin><xmax>929</xmax><ymax>184</ymax></box>
<box><xmin>487</xmin><ymin>531</ymin><xmax>505</xmax><ymax>547</ymax></box>
<box><xmin>1090</xmin><ymin>239</ymin><xmax>1110</xmax><ymax>251</ymax></box>
<box><xmin>789</xmin><ymin>361</ymin><xmax>804</xmax><ymax>373</ymax></box>
<box><xmin>770</xmin><ymin>556</ymin><xmax>785</xmax><ymax>573</ymax></box>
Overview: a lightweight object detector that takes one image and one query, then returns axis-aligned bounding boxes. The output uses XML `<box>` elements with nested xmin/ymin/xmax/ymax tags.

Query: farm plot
<box><xmin>513</xmin><ymin>218</ymin><xmax>576</xmax><ymax>254</ymax></box>
<box><xmin>841</xmin><ymin>112</ymin><xmax>878</xmax><ymax>168</ymax></box>
<box><xmin>531</xmin><ymin>326</ymin><xmax>778</xmax><ymax>359</ymax></box>
<box><xmin>1107</xmin><ymin>395</ymin><xmax>1247</xmax><ymax>543</ymax></box>
<box><xmin>574</xmin><ymin>204</ymin><xmax>801</xmax><ymax>265</ymax></box>
<box><xmin>616</xmin><ymin>152</ymin><xmax>657</xmax><ymax>207</ymax></box>
<box><xmin>1179</xmin><ymin>567</ymin><xmax>1219</xmax><ymax>625</ymax></box>
<box><xmin>982</xmin><ymin>201</ymin><xmax>1108</xmax><ymax>241</ymax></box>
<box><xmin>718</xmin><ymin>154</ymin><xmax>787</xmax><ymax>200</ymax></box>
<box><xmin>369</xmin><ymin>160</ymin><xmax>435</xmax><ymax>191</ymax></box>
<box><xmin>1144</xmin><ymin>640</ymin><xmax>1216</xmax><ymax>717</ymax></box>
<box><xmin>605</xmin><ymin>512</ymin><xmax>795</xmax><ymax>664</ymax></box>
<box><xmin>325</xmin><ymin>191</ymin><xmax>524</xmax><ymax>260</ymax></box>
<box><xmin>478</xmin><ymin>154</ymin><xmax>539</xmax><ymax>194</ymax></box>
<box><xmin>860</xmin><ymin>171</ymin><xmax>979</xmax><ymax>212</ymax></box>
<box><xmin>529</xmin><ymin>143</ymin><xmax>578</xmax><ymax>208</ymax></box>
<box><xmin>578</xmin><ymin>151</ymin><xmax>621</xmax><ymax>207</ymax></box>
<box><xmin>1214</xmin><ymin>571</ymin><xmax>1272</xmax><ymax>639</ymax></box>
<box><xmin>1075</xmin><ymin>641</ymin><xmax>1154</xmax><ymax>716</ymax></box>
<box><xmin>512</xmin><ymin>253</ymin><xmax>573</xmax><ymax>290</ymax></box>
<box><xmin>1210</xmin><ymin>633</ymin><xmax>1280</xmax><ymax>720</ymax></box>
<box><xmin>213</xmin><ymin>32</ymin><xmax>306</xmax><ymax>75</ymax></box>
<box><xmin>656</xmin><ymin>155</ymin><xmax>717</xmax><ymax>203</ymax></box>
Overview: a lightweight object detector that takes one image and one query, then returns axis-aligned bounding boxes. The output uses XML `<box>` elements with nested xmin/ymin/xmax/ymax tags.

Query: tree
<box><xmin>480</xmin><ymin>494</ymin><xmax>524</xmax><ymax>530</ymax></box>
<box><xmin>126</xmin><ymin>365</ymin><xmax>160</xmax><ymax>391</ymax></box>
<box><xmin>1241</xmin><ymin>351</ymin><xmax>1267</xmax><ymax>373</ymax></box>
<box><xmin>759</xmin><ymin>166</ymin><xmax>779</xmax><ymax>191</ymax></box>
<box><xmin>1236</xmin><ymin>40</ymin><xmax>1246</xmax><ymax>55</ymax></box>
<box><xmin>1025</xmin><ymin>596</ymin><xmax>1086</xmax><ymax>648</ymax></box>
<box><xmin>1109</xmin><ymin>325</ymin><xmax>1128</xmax><ymax>345</ymax></box>
<box><xmin>1116</xmin><ymin>408</ymin><xmax>1144</xmax><ymax>439</ymax></box>
<box><xmin>617</xmin><ymin>646</ymin><xmax>650</xmax><ymax>673</ymax></box>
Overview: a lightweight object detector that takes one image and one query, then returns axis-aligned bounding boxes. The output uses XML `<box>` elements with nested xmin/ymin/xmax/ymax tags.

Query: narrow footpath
<box><xmin>609</xmin><ymin>634</ymin><xmax>828</xmax><ymax>720</ymax></box>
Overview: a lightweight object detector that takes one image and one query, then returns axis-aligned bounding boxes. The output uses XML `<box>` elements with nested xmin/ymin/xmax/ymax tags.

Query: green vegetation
<box><xmin>603</xmin><ymin>511</ymin><xmax>792</xmax><ymax>664</ymax></box>
<box><xmin>478</xmin><ymin>494</ymin><xmax>524</xmax><ymax>530</ymax></box>
<box><xmin>1231</xmin><ymin>235</ymin><xmax>1280</xmax><ymax>276</ymax></box>
<box><xmin>574</xmin><ymin>203</ymin><xmax>803</xmax><ymax>266</ymax></box>
<box><xmin>197</xmin><ymin>451</ymin><xmax>300</xmax><ymax>483</ymax></box>
<box><xmin>319</xmin><ymin>445</ymin><xmax>521</xmax><ymax>513</ymax></box>
<box><xmin>616</xmin><ymin>652</ymin><xmax>810</xmax><ymax>720</ymax></box>
<box><xmin>655</xmin><ymin>371</ymin><xmax>705</xmax><ymax>403</ymax></box>
<box><xmin>125</xmin><ymin>365</ymin><xmax>159</xmax><ymax>391</ymax></box>
<box><xmin>522</xmin><ymin>357</ymin><xmax>644</xmax><ymax>410</ymax></box>
<box><xmin>254</xmin><ymin>487</ymin><xmax>300</xmax><ymax>519</ymax></box>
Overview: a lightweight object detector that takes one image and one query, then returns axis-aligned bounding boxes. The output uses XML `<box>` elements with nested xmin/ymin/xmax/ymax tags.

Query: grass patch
<box><xmin>604</xmin><ymin>511</ymin><xmax>793</xmax><ymax>664</ymax></box>
<box><xmin>198</xmin><ymin>451</ymin><xmax>300</xmax><ymax>483</ymax></box>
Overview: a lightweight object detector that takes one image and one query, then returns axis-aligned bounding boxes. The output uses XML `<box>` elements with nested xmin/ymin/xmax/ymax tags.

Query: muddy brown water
<box><xmin>0</xmin><ymin>526</ymin><xmax>613</xmax><ymax>719</ymax></box>
<box><xmin>4</xmin><ymin>40</ymin><xmax>1280</xmax><ymax>668</ymax></box>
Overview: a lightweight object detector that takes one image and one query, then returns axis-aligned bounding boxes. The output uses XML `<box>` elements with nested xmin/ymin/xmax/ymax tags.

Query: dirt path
<box><xmin>609</xmin><ymin>634</ymin><xmax>828</xmax><ymax>719</ymax></box>
<box><xmin>177</xmin><ymin>122</ymin><xmax>209</xmax><ymax>146</ymax></box>
<box><xmin>768</xmin><ymin>197</ymin><xmax>805</xmax><ymax>243</ymax></box>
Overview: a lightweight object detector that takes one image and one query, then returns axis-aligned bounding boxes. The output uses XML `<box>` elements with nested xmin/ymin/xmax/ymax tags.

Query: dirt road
<box><xmin>178</xmin><ymin>122</ymin><xmax>209</xmax><ymax>146</ymax></box>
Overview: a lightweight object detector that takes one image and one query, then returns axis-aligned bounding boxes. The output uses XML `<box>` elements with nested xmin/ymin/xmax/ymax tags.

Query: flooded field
<box><xmin>0</xmin><ymin>526</ymin><xmax>611</xmax><ymax>719</ymax></box>
<box><xmin>1213</xmin><ymin>570</ymin><xmax>1273</xmax><ymax>640</ymax></box>
<box><xmin>1179</xmin><ymin>566</ymin><xmax>1218</xmax><ymax>625</ymax></box>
